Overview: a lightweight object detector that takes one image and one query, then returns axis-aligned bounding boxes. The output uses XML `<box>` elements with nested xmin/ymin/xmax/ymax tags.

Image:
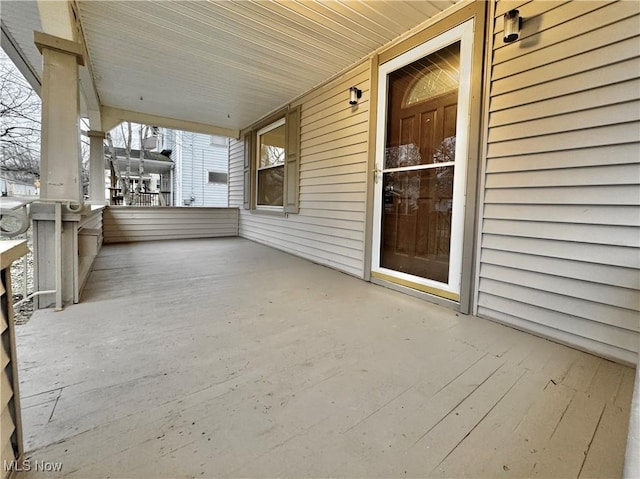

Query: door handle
<box><xmin>373</xmin><ymin>167</ymin><xmax>382</xmax><ymax>184</ymax></box>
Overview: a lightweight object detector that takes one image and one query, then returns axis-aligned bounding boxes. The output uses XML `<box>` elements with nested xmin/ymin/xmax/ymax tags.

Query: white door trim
<box><xmin>371</xmin><ymin>19</ymin><xmax>475</xmax><ymax>299</ymax></box>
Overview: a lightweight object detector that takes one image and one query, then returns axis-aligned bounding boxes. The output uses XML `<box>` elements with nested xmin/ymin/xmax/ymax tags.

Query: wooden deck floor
<box><xmin>15</xmin><ymin>238</ymin><xmax>634</xmax><ymax>478</ymax></box>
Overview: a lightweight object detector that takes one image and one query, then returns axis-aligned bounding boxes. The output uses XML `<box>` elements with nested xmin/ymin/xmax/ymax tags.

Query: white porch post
<box><xmin>31</xmin><ymin>32</ymin><xmax>85</xmax><ymax>309</ymax></box>
<box><xmin>88</xmin><ymin>130</ymin><xmax>106</xmax><ymax>204</ymax></box>
<box><xmin>170</xmin><ymin>168</ymin><xmax>174</xmax><ymax>206</ymax></box>
<box><xmin>35</xmin><ymin>31</ymin><xmax>84</xmax><ymax>203</ymax></box>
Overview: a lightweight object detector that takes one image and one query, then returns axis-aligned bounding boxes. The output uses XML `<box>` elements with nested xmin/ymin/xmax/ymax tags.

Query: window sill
<box><xmin>250</xmin><ymin>208</ymin><xmax>287</xmax><ymax>218</ymax></box>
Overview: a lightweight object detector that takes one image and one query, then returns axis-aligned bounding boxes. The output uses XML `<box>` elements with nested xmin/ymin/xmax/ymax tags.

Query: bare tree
<box><xmin>0</xmin><ymin>51</ymin><xmax>41</xmax><ymax>185</ymax></box>
<box><xmin>106</xmin><ymin>125</ymin><xmax>131</xmax><ymax>205</ymax></box>
<box><xmin>1</xmin><ymin>50</ymin><xmax>95</xmax><ymax>201</ymax></box>
<box><xmin>137</xmin><ymin>125</ymin><xmax>149</xmax><ymax>199</ymax></box>
<box><xmin>106</xmin><ymin>122</ymin><xmax>157</xmax><ymax>205</ymax></box>
<box><xmin>0</xmin><ymin>144</ymin><xmax>39</xmax><ymax>184</ymax></box>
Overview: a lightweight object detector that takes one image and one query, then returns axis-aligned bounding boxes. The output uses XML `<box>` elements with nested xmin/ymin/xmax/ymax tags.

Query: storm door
<box><xmin>372</xmin><ymin>21</ymin><xmax>474</xmax><ymax>301</ymax></box>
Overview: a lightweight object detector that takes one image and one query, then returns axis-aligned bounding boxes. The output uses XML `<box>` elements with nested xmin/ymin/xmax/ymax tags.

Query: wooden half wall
<box><xmin>103</xmin><ymin>207</ymin><xmax>239</xmax><ymax>244</ymax></box>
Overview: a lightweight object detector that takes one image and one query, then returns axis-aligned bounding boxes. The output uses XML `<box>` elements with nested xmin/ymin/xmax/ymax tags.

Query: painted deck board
<box><xmin>13</xmin><ymin>238</ymin><xmax>634</xmax><ymax>478</ymax></box>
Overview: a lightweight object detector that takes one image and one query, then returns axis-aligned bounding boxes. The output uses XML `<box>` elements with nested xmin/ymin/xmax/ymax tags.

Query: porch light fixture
<box><xmin>503</xmin><ymin>9</ymin><xmax>522</xmax><ymax>43</ymax></box>
<box><xmin>349</xmin><ymin>86</ymin><xmax>362</xmax><ymax>105</ymax></box>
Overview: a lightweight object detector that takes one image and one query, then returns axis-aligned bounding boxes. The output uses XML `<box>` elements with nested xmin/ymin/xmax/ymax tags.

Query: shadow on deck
<box><xmin>15</xmin><ymin>238</ymin><xmax>634</xmax><ymax>478</ymax></box>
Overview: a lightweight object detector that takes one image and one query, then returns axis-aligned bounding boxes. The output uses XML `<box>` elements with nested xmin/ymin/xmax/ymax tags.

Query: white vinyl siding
<box><xmin>476</xmin><ymin>0</ymin><xmax>640</xmax><ymax>364</ymax></box>
<box><xmin>103</xmin><ymin>207</ymin><xmax>238</xmax><ymax>243</ymax></box>
<box><xmin>78</xmin><ymin>208</ymin><xmax>104</xmax><ymax>294</ymax></box>
<box><xmin>229</xmin><ymin>139</ymin><xmax>245</xmax><ymax>208</ymax></box>
<box><xmin>229</xmin><ymin>62</ymin><xmax>370</xmax><ymax>277</ymax></box>
<box><xmin>168</xmin><ymin>131</ymin><xmax>229</xmax><ymax>207</ymax></box>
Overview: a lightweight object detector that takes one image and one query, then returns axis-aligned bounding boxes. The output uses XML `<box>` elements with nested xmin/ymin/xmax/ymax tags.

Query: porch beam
<box><xmin>31</xmin><ymin>0</ymin><xmax>87</xmax><ymax>310</ymax></box>
<box><xmin>101</xmin><ymin>106</ymin><xmax>239</xmax><ymax>139</ymax></box>
<box><xmin>73</xmin><ymin>2</ymin><xmax>103</xmax><ymax>130</ymax></box>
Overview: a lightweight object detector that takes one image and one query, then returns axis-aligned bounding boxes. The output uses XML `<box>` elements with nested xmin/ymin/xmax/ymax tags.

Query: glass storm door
<box><xmin>372</xmin><ymin>21</ymin><xmax>474</xmax><ymax>301</ymax></box>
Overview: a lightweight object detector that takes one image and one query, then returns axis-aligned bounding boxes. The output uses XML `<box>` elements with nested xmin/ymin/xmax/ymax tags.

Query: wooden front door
<box><xmin>382</xmin><ymin>89</ymin><xmax>458</xmax><ymax>284</ymax></box>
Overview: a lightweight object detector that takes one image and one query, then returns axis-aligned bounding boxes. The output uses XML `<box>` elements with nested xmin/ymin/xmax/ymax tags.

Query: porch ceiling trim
<box><xmin>101</xmin><ymin>106</ymin><xmax>240</xmax><ymax>139</ymax></box>
<box><xmin>241</xmin><ymin>0</ymin><xmax>472</xmax><ymax>133</ymax></box>
<box><xmin>0</xmin><ymin>20</ymin><xmax>41</xmax><ymax>94</ymax></box>
<box><xmin>75</xmin><ymin>0</ymin><xmax>460</xmax><ymax>133</ymax></box>
<box><xmin>2</xmin><ymin>0</ymin><xmax>465</xmax><ymax>135</ymax></box>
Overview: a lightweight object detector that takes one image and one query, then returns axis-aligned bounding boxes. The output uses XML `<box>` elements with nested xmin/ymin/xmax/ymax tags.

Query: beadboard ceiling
<box><xmin>2</xmin><ymin>0</ymin><xmax>459</xmax><ymax>133</ymax></box>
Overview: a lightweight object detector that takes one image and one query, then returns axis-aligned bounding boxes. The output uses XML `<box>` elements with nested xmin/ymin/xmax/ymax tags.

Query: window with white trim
<box><xmin>256</xmin><ymin>118</ymin><xmax>285</xmax><ymax>208</ymax></box>
<box><xmin>243</xmin><ymin>105</ymin><xmax>301</xmax><ymax>214</ymax></box>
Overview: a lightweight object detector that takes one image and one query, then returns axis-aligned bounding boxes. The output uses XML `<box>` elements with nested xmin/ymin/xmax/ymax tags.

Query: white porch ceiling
<box><xmin>2</xmin><ymin>0</ymin><xmax>460</xmax><ymax>134</ymax></box>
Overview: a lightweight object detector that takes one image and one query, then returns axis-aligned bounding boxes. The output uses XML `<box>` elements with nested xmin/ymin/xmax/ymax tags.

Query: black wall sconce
<box><xmin>503</xmin><ymin>9</ymin><xmax>522</xmax><ymax>43</ymax></box>
<box><xmin>349</xmin><ymin>86</ymin><xmax>362</xmax><ymax>105</ymax></box>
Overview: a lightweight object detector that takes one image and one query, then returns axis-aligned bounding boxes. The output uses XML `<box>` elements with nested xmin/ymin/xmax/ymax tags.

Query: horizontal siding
<box><xmin>490</xmin><ymin>57</ymin><xmax>639</xmax><ymax>112</ymax></box>
<box><xmin>477</xmin><ymin>0</ymin><xmax>640</xmax><ymax>364</ymax></box>
<box><xmin>78</xmin><ymin>208</ymin><xmax>105</xmax><ymax>291</ymax></box>
<box><xmin>479</xmin><ymin>278</ymin><xmax>638</xmax><ymax>333</ymax></box>
<box><xmin>230</xmin><ymin>62</ymin><xmax>369</xmax><ymax>277</ymax></box>
<box><xmin>476</xmin><ymin>306</ymin><xmax>638</xmax><ymax>366</ymax></box>
<box><xmin>228</xmin><ymin>138</ymin><xmax>244</xmax><ymax>208</ymax></box>
<box><xmin>486</xmin><ymin>143</ymin><xmax>639</xmax><ymax>172</ymax></box>
<box><xmin>103</xmin><ymin>206</ymin><xmax>238</xmax><ymax>243</ymax></box>
<box><xmin>479</xmin><ymin>294</ymin><xmax>637</xmax><ymax>353</ymax></box>
<box><xmin>204</xmin><ymin>137</ymin><xmax>229</xmax><ymax>207</ymax></box>
<box><xmin>491</xmin><ymin>1</ymin><xmax>639</xmax><ymax>75</ymax></box>
<box><xmin>79</xmin><ymin>208</ymin><xmax>104</xmax><ymax>249</ymax></box>
<box><xmin>79</xmin><ymin>209</ymin><xmax>103</xmax><ymax>230</ymax></box>
<box><xmin>484</xmin><ymin>184</ymin><xmax>639</xmax><ymax>206</ymax></box>
<box><xmin>179</xmin><ymin>132</ymin><xmax>229</xmax><ymax>207</ymax></box>
<box><xmin>481</xmin><ymin>234</ymin><xmax>639</xmax><ymax>269</ymax></box>
<box><xmin>482</xmin><ymin>219</ymin><xmax>637</xmax><ymax>247</ymax></box>
<box><xmin>489</xmin><ymin>79</ymin><xmax>640</xmax><ymax>129</ymax></box>
<box><xmin>483</xmin><ymin>204</ymin><xmax>640</xmax><ymax>227</ymax></box>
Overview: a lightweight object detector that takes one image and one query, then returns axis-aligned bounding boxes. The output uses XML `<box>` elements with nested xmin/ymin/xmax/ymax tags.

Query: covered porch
<box><xmin>16</xmin><ymin>237</ymin><xmax>634</xmax><ymax>478</ymax></box>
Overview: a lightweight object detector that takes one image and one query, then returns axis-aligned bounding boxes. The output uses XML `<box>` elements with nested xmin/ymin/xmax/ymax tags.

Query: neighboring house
<box><xmin>161</xmin><ymin>130</ymin><xmax>229</xmax><ymax>207</ymax></box>
<box><xmin>104</xmin><ymin>146</ymin><xmax>173</xmax><ymax>206</ymax></box>
<box><xmin>0</xmin><ymin>177</ymin><xmax>38</xmax><ymax>197</ymax></box>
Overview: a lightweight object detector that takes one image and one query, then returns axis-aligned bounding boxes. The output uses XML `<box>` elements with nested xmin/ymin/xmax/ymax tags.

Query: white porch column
<box><xmin>34</xmin><ymin>31</ymin><xmax>84</xmax><ymax>203</ymax></box>
<box><xmin>169</xmin><ymin>168</ymin><xmax>174</xmax><ymax>206</ymax></box>
<box><xmin>88</xmin><ymin>130</ymin><xmax>106</xmax><ymax>204</ymax></box>
<box><xmin>31</xmin><ymin>32</ymin><xmax>86</xmax><ymax>309</ymax></box>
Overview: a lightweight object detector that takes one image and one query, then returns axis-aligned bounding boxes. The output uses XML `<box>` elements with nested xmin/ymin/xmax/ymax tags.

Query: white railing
<box><xmin>0</xmin><ymin>198</ymin><xmax>39</xmax><ymax>314</ymax></box>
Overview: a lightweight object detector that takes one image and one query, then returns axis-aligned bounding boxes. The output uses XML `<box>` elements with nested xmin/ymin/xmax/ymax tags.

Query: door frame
<box><xmin>364</xmin><ymin>2</ymin><xmax>487</xmax><ymax>313</ymax></box>
<box><xmin>372</xmin><ymin>20</ymin><xmax>474</xmax><ymax>301</ymax></box>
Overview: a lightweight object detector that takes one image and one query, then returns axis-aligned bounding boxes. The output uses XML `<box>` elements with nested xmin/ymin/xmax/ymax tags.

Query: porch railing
<box><xmin>109</xmin><ymin>188</ymin><xmax>170</xmax><ymax>206</ymax></box>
